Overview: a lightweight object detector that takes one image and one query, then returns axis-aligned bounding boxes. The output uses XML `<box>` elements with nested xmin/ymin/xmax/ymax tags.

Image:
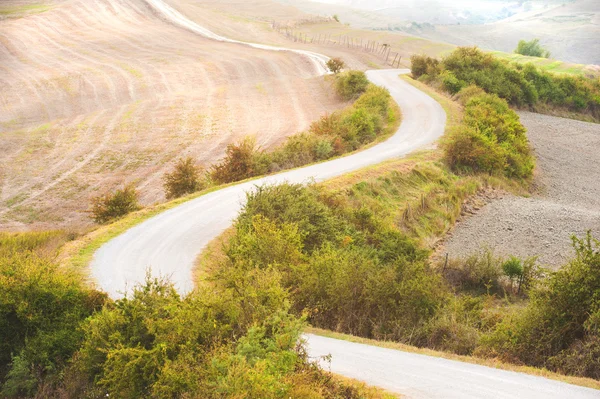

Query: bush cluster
<box><xmin>219</xmin><ymin>182</ymin><xmax>446</xmax><ymax>342</ymax></box>
<box><xmin>0</xmin><ymin>232</ymin><xmax>377</xmax><ymax>398</ymax></box>
<box><xmin>443</xmin><ymin>89</ymin><xmax>535</xmax><ymax>178</ymax></box>
<box><xmin>210</xmin><ymin>84</ymin><xmax>394</xmax><ymax>184</ymax></box>
<box><xmin>89</xmin><ymin>184</ymin><xmax>140</xmax><ymax>224</ymax></box>
<box><xmin>411</xmin><ymin>47</ymin><xmax>600</xmax><ymax>120</ymax></box>
<box><xmin>479</xmin><ymin>233</ymin><xmax>600</xmax><ymax>378</ymax></box>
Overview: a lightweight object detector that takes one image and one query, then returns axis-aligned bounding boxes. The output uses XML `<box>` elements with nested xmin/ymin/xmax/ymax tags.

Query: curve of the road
<box><xmin>90</xmin><ymin>2</ymin><xmax>600</xmax><ymax>398</ymax></box>
<box><xmin>91</xmin><ymin>68</ymin><xmax>445</xmax><ymax>296</ymax></box>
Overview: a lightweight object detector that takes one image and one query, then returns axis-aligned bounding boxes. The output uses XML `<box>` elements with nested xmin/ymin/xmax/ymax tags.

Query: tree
<box><xmin>163</xmin><ymin>157</ymin><xmax>204</xmax><ymax>199</ymax></box>
<box><xmin>334</xmin><ymin>70</ymin><xmax>370</xmax><ymax>101</ymax></box>
<box><xmin>515</xmin><ymin>39</ymin><xmax>550</xmax><ymax>58</ymax></box>
<box><xmin>90</xmin><ymin>184</ymin><xmax>140</xmax><ymax>224</ymax></box>
<box><xmin>210</xmin><ymin>137</ymin><xmax>266</xmax><ymax>184</ymax></box>
<box><xmin>326</xmin><ymin>57</ymin><xmax>345</xmax><ymax>74</ymax></box>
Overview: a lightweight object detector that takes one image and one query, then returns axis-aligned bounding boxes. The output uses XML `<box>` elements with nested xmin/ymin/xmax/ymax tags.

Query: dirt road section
<box><xmin>0</xmin><ymin>0</ymin><xmax>343</xmax><ymax>230</ymax></box>
<box><xmin>443</xmin><ymin>112</ymin><xmax>600</xmax><ymax>267</ymax></box>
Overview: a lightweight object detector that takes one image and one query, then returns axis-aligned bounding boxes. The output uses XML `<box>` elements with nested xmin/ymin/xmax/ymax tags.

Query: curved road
<box><xmin>92</xmin><ymin>68</ymin><xmax>445</xmax><ymax>296</ymax></box>
<box><xmin>90</xmin><ymin>1</ymin><xmax>600</xmax><ymax>397</ymax></box>
<box><xmin>306</xmin><ymin>334</ymin><xmax>600</xmax><ymax>399</ymax></box>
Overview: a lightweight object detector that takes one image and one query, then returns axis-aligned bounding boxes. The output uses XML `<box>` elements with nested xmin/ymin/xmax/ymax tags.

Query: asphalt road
<box><xmin>90</xmin><ymin>2</ymin><xmax>600</xmax><ymax>397</ymax></box>
<box><xmin>91</xmin><ymin>68</ymin><xmax>446</xmax><ymax>296</ymax></box>
<box><xmin>305</xmin><ymin>334</ymin><xmax>600</xmax><ymax>399</ymax></box>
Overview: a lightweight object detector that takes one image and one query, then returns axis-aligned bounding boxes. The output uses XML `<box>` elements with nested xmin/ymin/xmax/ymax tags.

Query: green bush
<box><xmin>443</xmin><ymin>93</ymin><xmax>534</xmax><ymax>179</ymax></box>
<box><xmin>480</xmin><ymin>232</ymin><xmax>600</xmax><ymax>378</ymax></box>
<box><xmin>326</xmin><ymin>57</ymin><xmax>345</xmax><ymax>74</ymax></box>
<box><xmin>210</xmin><ymin>137</ymin><xmax>267</xmax><ymax>184</ymax></box>
<box><xmin>0</xmin><ymin>233</ymin><xmax>106</xmax><ymax>396</ymax></box>
<box><xmin>221</xmin><ymin>182</ymin><xmax>446</xmax><ymax>343</ymax></box>
<box><xmin>412</xmin><ymin>46</ymin><xmax>600</xmax><ymax>120</ymax></box>
<box><xmin>90</xmin><ymin>184</ymin><xmax>140</xmax><ymax>224</ymax></box>
<box><xmin>163</xmin><ymin>157</ymin><xmax>205</xmax><ymax>199</ymax></box>
<box><xmin>515</xmin><ymin>39</ymin><xmax>550</xmax><ymax>58</ymax></box>
<box><xmin>335</xmin><ymin>70</ymin><xmax>370</xmax><ymax>100</ymax></box>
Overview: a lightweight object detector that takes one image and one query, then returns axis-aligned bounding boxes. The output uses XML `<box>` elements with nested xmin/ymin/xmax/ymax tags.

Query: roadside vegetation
<box><xmin>210</xmin><ymin>71</ymin><xmax>396</xmax><ymax>184</ymax></box>
<box><xmin>0</xmin><ymin>231</ymin><xmax>396</xmax><ymax>398</ymax></box>
<box><xmin>411</xmin><ymin>47</ymin><xmax>600</xmax><ymax>122</ymax></box>
<box><xmin>204</xmin><ymin>175</ymin><xmax>600</xmax><ymax>380</ymax></box>
<box><xmin>89</xmin><ymin>185</ymin><xmax>140</xmax><ymax>224</ymax></box>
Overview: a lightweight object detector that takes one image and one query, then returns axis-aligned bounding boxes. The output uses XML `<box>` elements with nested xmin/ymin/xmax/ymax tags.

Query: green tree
<box><xmin>515</xmin><ymin>39</ymin><xmax>550</xmax><ymax>58</ymax></box>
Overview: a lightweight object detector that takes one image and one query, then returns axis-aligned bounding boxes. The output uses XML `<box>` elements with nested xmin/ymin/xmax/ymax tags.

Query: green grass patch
<box><xmin>0</xmin><ymin>3</ymin><xmax>50</xmax><ymax>17</ymax></box>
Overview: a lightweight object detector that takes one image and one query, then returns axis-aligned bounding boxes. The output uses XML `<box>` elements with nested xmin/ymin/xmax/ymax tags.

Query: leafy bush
<box><xmin>335</xmin><ymin>70</ymin><xmax>370</xmax><ymax>100</ymax></box>
<box><xmin>210</xmin><ymin>137</ymin><xmax>267</xmax><ymax>184</ymax></box>
<box><xmin>480</xmin><ymin>233</ymin><xmax>600</xmax><ymax>378</ymax></box>
<box><xmin>90</xmin><ymin>184</ymin><xmax>140</xmax><ymax>224</ymax></box>
<box><xmin>515</xmin><ymin>38</ymin><xmax>550</xmax><ymax>58</ymax></box>
<box><xmin>412</xmin><ymin>46</ymin><xmax>600</xmax><ymax>120</ymax></box>
<box><xmin>443</xmin><ymin>93</ymin><xmax>534</xmax><ymax>179</ymax></box>
<box><xmin>0</xmin><ymin>233</ymin><xmax>106</xmax><ymax>396</ymax></box>
<box><xmin>163</xmin><ymin>157</ymin><xmax>204</xmax><ymax>199</ymax></box>
<box><xmin>220</xmin><ymin>182</ymin><xmax>446</xmax><ymax>343</ymax></box>
<box><xmin>326</xmin><ymin>57</ymin><xmax>345</xmax><ymax>74</ymax></box>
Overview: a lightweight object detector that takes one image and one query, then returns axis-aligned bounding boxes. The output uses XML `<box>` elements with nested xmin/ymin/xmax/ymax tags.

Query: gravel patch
<box><xmin>442</xmin><ymin>112</ymin><xmax>600</xmax><ymax>268</ymax></box>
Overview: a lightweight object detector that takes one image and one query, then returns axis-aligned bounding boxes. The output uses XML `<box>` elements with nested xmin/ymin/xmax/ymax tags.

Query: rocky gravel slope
<box><xmin>442</xmin><ymin>112</ymin><xmax>600</xmax><ymax>267</ymax></box>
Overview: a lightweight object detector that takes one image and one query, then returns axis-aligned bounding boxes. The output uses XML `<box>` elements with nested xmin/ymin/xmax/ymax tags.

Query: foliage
<box><xmin>90</xmin><ymin>184</ymin><xmax>141</xmax><ymax>224</ymax></box>
<box><xmin>210</xmin><ymin>137</ymin><xmax>267</xmax><ymax>184</ymax></box>
<box><xmin>442</xmin><ymin>91</ymin><xmax>534</xmax><ymax>179</ymax></box>
<box><xmin>210</xmin><ymin>83</ymin><xmax>394</xmax><ymax>183</ymax></box>
<box><xmin>163</xmin><ymin>157</ymin><xmax>204</xmax><ymax>199</ymax></box>
<box><xmin>335</xmin><ymin>70</ymin><xmax>370</xmax><ymax>101</ymax></box>
<box><xmin>0</xmin><ymin>232</ymin><xmax>106</xmax><ymax>397</ymax></box>
<box><xmin>479</xmin><ymin>232</ymin><xmax>600</xmax><ymax>378</ymax></box>
<box><xmin>411</xmin><ymin>47</ymin><xmax>600</xmax><ymax>121</ymax></box>
<box><xmin>326</xmin><ymin>57</ymin><xmax>345</xmax><ymax>74</ymax></box>
<box><xmin>515</xmin><ymin>39</ymin><xmax>550</xmax><ymax>58</ymax></box>
<box><xmin>219</xmin><ymin>181</ymin><xmax>447</xmax><ymax>343</ymax></box>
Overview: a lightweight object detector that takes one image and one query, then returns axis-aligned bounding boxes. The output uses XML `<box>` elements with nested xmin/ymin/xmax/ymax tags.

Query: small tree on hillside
<box><xmin>90</xmin><ymin>184</ymin><xmax>140</xmax><ymax>224</ymax></box>
<box><xmin>163</xmin><ymin>157</ymin><xmax>204</xmax><ymax>199</ymax></box>
<box><xmin>210</xmin><ymin>137</ymin><xmax>264</xmax><ymax>184</ymax></box>
<box><xmin>326</xmin><ymin>58</ymin><xmax>345</xmax><ymax>74</ymax></box>
<box><xmin>515</xmin><ymin>39</ymin><xmax>550</xmax><ymax>58</ymax></box>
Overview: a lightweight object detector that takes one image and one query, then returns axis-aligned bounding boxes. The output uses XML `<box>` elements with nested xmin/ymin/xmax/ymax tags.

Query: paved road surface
<box><xmin>90</xmin><ymin>2</ymin><xmax>600</xmax><ymax>397</ymax></box>
<box><xmin>91</xmin><ymin>68</ymin><xmax>445</xmax><ymax>296</ymax></box>
<box><xmin>306</xmin><ymin>334</ymin><xmax>600</xmax><ymax>399</ymax></box>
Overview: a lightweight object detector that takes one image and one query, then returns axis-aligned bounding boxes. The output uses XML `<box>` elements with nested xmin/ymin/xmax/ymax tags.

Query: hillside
<box><xmin>0</xmin><ymin>0</ymin><xmax>344</xmax><ymax>230</ymax></box>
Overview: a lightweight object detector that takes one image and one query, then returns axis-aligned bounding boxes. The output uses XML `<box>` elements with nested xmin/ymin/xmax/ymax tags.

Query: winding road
<box><xmin>90</xmin><ymin>1</ymin><xmax>600</xmax><ymax>397</ymax></box>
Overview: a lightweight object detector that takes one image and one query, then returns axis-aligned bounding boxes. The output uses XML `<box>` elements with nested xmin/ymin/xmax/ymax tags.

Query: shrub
<box><xmin>410</xmin><ymin>54</ymin><xmax>440</xmax><ymax>79</ymax></box>
<box><xmin>163</xmin><ymin>157</ymin><xmax>204</xmax><ymax>199</ymax></box>
<box><xmin>515</xmin><ymin>39</ymin><xmax>550</xmax><ymax>58</ymax></box>
<box><xmin>481</xmin><ymin>232</ymin><xmax>600</xmax><ymax>378</ymax></box>
<box><xmin>335</xmin><ymin>70</ymin><xmax>369</xmax><ymax>101</ymax></box>
<box><xmin>210</xmin><ymin>137</ymin><xmax>266</xmax><ymax>184</ymax></box>
<box><xmin>90</xmin><ymin>184</ymin><xmax>140</xmax><ymax>224</ymax></box>
<box><xmin>0</xmin><ymin>234</ymin><xmax>106</xmax><ymax>396</ymax></box>
<box><xmin>326</xmin><ymin>57</ymin><xmax>345</xmax><ymax>74</ymax></box>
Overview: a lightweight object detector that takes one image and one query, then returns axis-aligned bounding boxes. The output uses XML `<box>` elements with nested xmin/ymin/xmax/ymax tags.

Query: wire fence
<box><xmin>271</xmin><ymin>22</ymin><xmax>405</xmax><ymax>68</ymax></box>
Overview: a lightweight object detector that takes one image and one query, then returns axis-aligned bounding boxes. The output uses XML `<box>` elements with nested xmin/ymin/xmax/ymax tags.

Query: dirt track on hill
<box><xmin>0</xmin><ymin>0</ymin><xmax>344</xmax><ymax>230</ymax></box>
<box><xmin>442</xmin><ymin>112</ymin><xmax>600</xmax><ymax>267</ymax></box>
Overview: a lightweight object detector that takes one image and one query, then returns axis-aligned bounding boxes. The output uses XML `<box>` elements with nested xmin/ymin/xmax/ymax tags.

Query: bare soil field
<box><xmin>442</xmin><ymin>112</ymin><xmax>600</xmax><ymax>268</ymax></box>
<box><xmin>0</xmin><ymin>0</ymin><xmax>347</xmax><ymax>230</ymax></box>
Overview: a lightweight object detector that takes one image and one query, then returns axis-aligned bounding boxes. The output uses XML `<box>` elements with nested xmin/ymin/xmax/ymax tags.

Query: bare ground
<box><xmin>441</xmin><ymin>112</ymin><xmax>600</xmax><ymax>268</ymax></box>
<box><xmin>0</xmin><ymin>0</ymin><xmax>347</xmax><ymax>230</ymax></box>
